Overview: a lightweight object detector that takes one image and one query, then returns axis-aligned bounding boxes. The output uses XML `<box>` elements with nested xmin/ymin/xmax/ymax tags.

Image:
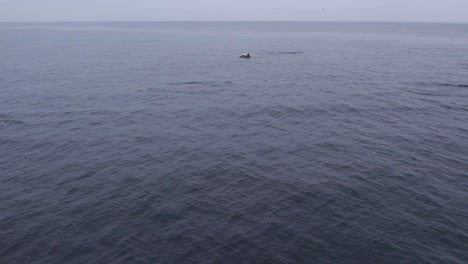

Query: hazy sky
<box><xmin>1</xmin><ymin>0</ymin><xmax>467</xmax><ymax>23</ymax></box>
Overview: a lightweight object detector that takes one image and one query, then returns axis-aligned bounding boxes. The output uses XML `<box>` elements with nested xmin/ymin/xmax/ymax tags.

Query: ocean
<box><xmin>0</xmin><ymin>22</ymin><xmax>467</xmax><ymax>263</ymax></box>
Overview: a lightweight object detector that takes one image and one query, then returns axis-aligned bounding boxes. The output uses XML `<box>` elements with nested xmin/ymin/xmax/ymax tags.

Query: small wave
<box><xmin>0</xmin><ymin>113</ymin><xmax>23</xmax><ymax>126</ymax></box>
<box><xmin>410</xmin><ymin>91</ymin><xmax>448</xmax><ymax>96</ymax></box>
<box><xmin>0</xmin><ymin>119</ymin><xmax>24</xmax><ymax>126</ymax></box>
<box><xmin>415</xmin><ymin>82</ymin><xmax>468</xmax><ymax>88</ymax></box>
<box><xmin>439</xmin><ymin>83</ymin><xmax>468</xmax><ymax>88</ymax></box>
<box><xmin>170</xmin><ymin>81</ymin><xmax>206</xmax><ymax>86</ymax></box>
<box><xmin>149</xmin><ymin>86</ymin><xmax>229</xmax><ymax>95</ymax></box>
<box><xmin>274</xmin><ymin>51</ymin><xmax>303</xmax><ymax>55</ymax></box>
<box><xmin>440</xmin><ymin>104</ymin><xmax>468</xmax><ymax>112</ymax></box>
<box><xmin>169</xmin><ymin>81</ymin><xmax>233</xmax><ymax>87</ymax></box>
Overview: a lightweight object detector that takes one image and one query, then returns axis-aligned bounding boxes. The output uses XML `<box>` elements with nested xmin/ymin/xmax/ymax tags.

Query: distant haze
<box><xmin>0</xmin><ymin>0</ymin><xmax>467</xmax><ymax>23</ymax></box>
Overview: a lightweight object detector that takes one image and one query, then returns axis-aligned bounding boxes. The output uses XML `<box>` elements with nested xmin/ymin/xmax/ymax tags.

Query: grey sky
<box><xmin>1</xmin><ymin>0</ymin><xmax>467</xmax><ymax>23</ymax></box>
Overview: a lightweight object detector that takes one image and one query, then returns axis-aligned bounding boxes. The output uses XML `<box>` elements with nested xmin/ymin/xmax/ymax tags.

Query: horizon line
<box><xmin>1</xmin><ymin>20</ymin><xmax>468</xmax><ymax>25</ymax></box>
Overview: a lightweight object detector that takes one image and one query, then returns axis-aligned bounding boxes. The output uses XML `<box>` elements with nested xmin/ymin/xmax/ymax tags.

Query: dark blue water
<box><xmin>1</xmin><ymin>22</ymin><xmax>468</xmax><ymax>264</ymax></box>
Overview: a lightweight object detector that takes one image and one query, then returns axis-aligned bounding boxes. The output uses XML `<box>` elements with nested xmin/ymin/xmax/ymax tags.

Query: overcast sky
<box><xmin>1</xmin><ymin>0</ymin><xmax>467</xmax><ymax>23</ymax></box>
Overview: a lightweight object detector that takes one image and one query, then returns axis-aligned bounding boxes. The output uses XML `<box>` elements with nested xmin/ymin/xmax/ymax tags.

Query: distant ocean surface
<box><xmin>1</xmin><ymin>22</ymin><xmax>468</xmax><ymax>264</ymax></box>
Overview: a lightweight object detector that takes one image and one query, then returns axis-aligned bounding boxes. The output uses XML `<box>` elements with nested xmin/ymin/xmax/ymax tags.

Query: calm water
<box><xmin>1</xmin><ymin>22</ymin><xmax>468</xmax><ymax>264</ymax></box>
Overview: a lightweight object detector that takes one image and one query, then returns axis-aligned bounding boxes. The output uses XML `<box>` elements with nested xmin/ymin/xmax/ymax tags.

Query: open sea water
<box><xmin>1</xmin><ymin>22</ymin><xmax>468</xmax><ymax>264</ymax></box>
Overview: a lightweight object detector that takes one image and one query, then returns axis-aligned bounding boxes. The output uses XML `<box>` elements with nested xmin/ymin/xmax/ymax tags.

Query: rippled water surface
<box><xmin>1</xmin><ymin>22</ymin><xmax>468</xmax><ymax>264</ymax></box>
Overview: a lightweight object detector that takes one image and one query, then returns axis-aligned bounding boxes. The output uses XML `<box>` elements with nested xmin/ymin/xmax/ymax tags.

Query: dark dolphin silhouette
<box><xmin>239</xmin><ymin>53</ymin><xmax>251</xmax><ymax>59</ymax></box>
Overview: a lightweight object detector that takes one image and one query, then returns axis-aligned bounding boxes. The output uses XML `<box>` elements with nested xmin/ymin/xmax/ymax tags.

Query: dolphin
<box><xmin>239</xmin><ymin>53</ymin><xmax>251</xmax><ymax>59</ymax></box>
